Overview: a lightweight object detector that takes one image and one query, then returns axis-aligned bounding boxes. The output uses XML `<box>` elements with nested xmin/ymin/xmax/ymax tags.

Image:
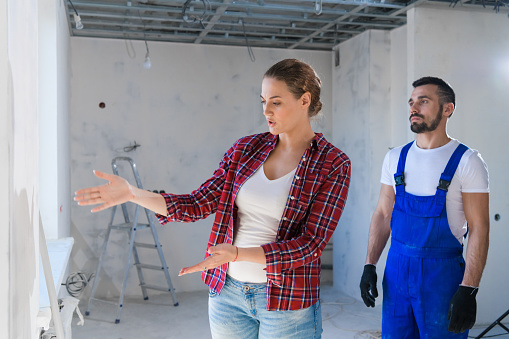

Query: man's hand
<box><xmin>360</xmin><ymin>264</ymin><xmax>378</xmax><ymax>307</ymax></box>
<box><xmin>447</xmin><ymin>285</ymin><xmax>478</xmax><ymax>333</ymax></box>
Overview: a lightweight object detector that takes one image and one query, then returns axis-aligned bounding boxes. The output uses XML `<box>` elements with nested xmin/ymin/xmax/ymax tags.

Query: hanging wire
<box><xmin>68</xmin><ymin>0</ymin><xmax>80</xmax><ymax>16</ymax></box>
<box><xmin>182</xmin><ymin>0</ymin><xmax>211</xmax><ymax>27</ymax></box>
<box><xmin>125</xmin><ymin>39</ymin><xmax>136</xmax><ymax>59</ymax></box>
<box><xmin>241</xmin><ymin>20</ymin><xmax>256</xmax><ymax>62</ymax></box>
<box><xmin>68</xmin><ymin>0</ymin><xmax>84</xmax><ymax>29</ymax></box>
<box><xmin>137</xmin><ymin>6</ymin><xmax>152</xmax><ymax>69</ymax></box>
<box><xmin>137</xmin><ymin>7</ymin><xmax>148</xmax><ymax>43</ymax></box>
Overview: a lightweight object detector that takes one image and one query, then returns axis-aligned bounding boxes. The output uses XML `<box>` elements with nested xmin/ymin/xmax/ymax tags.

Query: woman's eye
<box><xmin>273</xmin><ymin>102</ymin><xmax>280</xmax><ymax>106</ymax></box>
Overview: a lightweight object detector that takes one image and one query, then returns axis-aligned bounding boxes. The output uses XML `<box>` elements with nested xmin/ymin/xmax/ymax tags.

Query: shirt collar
<box><xmin>265</xmin><ymin>132</ymin><xmax>325</xmax><ymax>151</ymax></box>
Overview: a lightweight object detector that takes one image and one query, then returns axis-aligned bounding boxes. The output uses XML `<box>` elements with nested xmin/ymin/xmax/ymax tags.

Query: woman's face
<box><xmin>260</xmin><ymin>77</ymin><xmax>310</xmax><ymax>136</ymax></box>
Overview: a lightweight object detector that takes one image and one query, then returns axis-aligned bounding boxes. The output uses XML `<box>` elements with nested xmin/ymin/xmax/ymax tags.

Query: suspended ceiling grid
<box><xmin>66</xmin><ymin>0</ymin><xmax>508</xmax><ymax>51</ymax></box>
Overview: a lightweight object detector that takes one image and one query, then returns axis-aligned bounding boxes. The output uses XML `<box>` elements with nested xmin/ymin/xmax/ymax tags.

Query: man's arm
<box><xmin>360</xmin><ymin>183</ymin><xmax>395</xmax><ymax>307</ymax></box>
<box><xmin>461</xmin><ymin>192</ymin><xmax>490</xmax><ymax>287</ymax></box>
<box><xmin>447</xmin><ymin>192</ymin><xmax>489</xmax><ymax>333</ymax></box>
<box><xmin>366</xmin><ymin>184</ymin><xmax>395</xmax><ymax>265</ymax></box>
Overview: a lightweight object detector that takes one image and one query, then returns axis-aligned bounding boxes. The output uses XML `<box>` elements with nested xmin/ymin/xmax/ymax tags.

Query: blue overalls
<box><xmin>382</xmin><ymin>141</ymin><xmax>469</xmax><ymax>339</ymax></box>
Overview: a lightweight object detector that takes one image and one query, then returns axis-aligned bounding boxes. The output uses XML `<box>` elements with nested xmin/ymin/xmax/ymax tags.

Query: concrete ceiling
<box><xmin>66</xmin><ymin>0</ymin><xmax>505</xmax><ymax>51</ymax></box>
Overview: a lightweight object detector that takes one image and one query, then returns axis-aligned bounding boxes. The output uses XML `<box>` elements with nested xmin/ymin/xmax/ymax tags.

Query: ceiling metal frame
<box><xmin>66</xmin><ymin>0</ymin><xmax>509</xmax><ymax>51</ymax></box>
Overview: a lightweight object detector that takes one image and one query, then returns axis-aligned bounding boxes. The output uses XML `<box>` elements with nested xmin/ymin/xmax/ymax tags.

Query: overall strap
<box><xmin>394</xmin><ymin>141</ymin><xmax>414</xmax><ymax>194</ymax></box>
<box><xmin>436</xmin><ymin>143</ymin><xmax>469</xmax><ymax>195</ymax></box>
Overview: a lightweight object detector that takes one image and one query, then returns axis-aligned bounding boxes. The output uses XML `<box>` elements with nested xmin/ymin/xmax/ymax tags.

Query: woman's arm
<box><xmin>74</xmin><ymin>170</ymin><xmax>168</xmax><ymax>215</ymax></box>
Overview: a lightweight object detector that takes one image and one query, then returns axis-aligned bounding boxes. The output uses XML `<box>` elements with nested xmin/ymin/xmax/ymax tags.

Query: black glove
<box><xmin>447</xmin><ymin>285</ymin><xmax>478</xmax><ymax>333</ymax></box>
<box><xmin>360</xmin><ymin>264</ymin><xmax>378</xmax><ymax>307</ymax></box>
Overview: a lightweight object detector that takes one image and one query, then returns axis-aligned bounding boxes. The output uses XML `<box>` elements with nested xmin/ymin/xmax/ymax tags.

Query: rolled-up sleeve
<box><xmin>155</xmin><ymin>144</ymin><xmax>236</xmax><ymax>225</ymax></box>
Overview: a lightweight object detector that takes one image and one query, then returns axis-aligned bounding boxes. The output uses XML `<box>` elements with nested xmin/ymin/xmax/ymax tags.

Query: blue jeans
<box><xmin>208</xmin><ymin>275</ymin><xmax>322</xmax><ymax>339</ymax></box>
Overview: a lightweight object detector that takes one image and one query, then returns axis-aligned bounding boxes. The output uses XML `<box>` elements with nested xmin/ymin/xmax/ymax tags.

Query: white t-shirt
<box><xmin>228</xmin><ymin>164</ymin><xmax>296</xmax><ymax>283</ymax></box>
<box><xmin>381</xmin><ymin>139</ymin><xmax>489</xmax><ymax>244</ymax></box>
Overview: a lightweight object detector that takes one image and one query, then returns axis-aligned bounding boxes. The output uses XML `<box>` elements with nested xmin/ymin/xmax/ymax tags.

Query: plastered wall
<box><xmin>39</xmin><ymin>0</ymin><xmax>72</xmax><ymax>240</ymax></box>
<box><xmin>332</xmin><ymin>30</ymin><xmax>392</xmax><ymax>301</ymax></box>
<box><xmin>69</xmin><ymin>39</ymin><xmax>333</xmax><ymax>298</ymax></box>
<box><xmin>3</xmin><ymin>0</ymin><xmax>40</xmax><ymax>338</ymax></box>
<box><xmin>408</xmin><ymin>4</ymin><xmax>509</xmax><ymax>325</ymax></box>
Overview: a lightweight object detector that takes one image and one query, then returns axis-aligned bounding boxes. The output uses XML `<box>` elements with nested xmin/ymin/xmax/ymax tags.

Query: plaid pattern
<box><xmin>156</xmin><ymin>132</ymin><xmax>351</xmax><ymax>311</ymax></box>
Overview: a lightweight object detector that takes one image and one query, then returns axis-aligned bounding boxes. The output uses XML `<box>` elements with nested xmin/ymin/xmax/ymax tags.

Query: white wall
<box><xmin>407</xmin><ymin>4</ymin><xmax>509</xmax><ymax>325</ymax></box>
<box><xmin>333</xmin><ymin>4</ymin><xmax>509</xmax><ymax>326</ymax></box>
<box><xmin>4</xmin><ymin>0</ymin><xmax>40</xmax><ymax>338</ymax></box>
<box><xmin>0</xmin><ymin>0</ymin><xmax>70</xmax><ymax>336</ymax></box>
<box><xmin>332</xmin><ymin>30</ymin><xmax>391</xmax><ymax>302</ymax></box>
<box><xmin>0</xmin><ymin>1</ymin><xmax>10</xmax><ymax>335</ymax></box>
<box><xmin>69</xmin><ymin>39</ymin><xmax>333</xmax><ymax>297</ymax></box>
<box><xmin>39</xmin><ymin>0</ymin><xmax>72</xmax><ymax>240</ymax></box>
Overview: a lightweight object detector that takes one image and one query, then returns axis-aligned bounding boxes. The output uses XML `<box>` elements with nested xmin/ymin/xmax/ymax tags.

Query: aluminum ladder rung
<box><xmin>135</xmin><ymin>263</ymin><xmax>166</xmax><ymax>270</ymax></box>
<box><xmin>140</xmin><ymin>284</ymin><xmax>174</xmax><ymax>292</ymax></box>
<box><xmin>110</xmin><ymin>222</ymin><xmax>149</xmax><ymax>230</ymax></box>
<box><xmin>134</xmin><ymin>242</ymin><xmax>159</xmax><ymax>249</ymax></box>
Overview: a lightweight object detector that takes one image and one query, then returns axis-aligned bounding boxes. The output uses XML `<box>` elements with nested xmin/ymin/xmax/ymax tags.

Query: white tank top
<box><xmin>228</xmin><ymin>164</ymin><xmax>296</xmax><ymax>283</ymax></box>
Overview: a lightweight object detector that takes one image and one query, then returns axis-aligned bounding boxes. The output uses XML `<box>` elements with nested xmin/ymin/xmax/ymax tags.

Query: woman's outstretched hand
<box><xmin>74</xmin><ymin>170</ymin><xmax>135</xmax><ymax>213</ymax></box>
<box><xmin>179</xmin><ymin>243</ymin><xmax>238</xmax><ymax>276</ymax></box>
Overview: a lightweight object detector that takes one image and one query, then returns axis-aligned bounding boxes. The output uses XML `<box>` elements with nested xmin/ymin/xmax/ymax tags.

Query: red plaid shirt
<box><xmin>156</xmin><ymin>132</ymin><xmax>350</xmax><ymax>311</ymax></box>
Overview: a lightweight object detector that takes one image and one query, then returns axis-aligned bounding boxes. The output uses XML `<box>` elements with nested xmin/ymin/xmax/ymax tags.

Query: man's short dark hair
<box><xmin>412</xmin><ymin>76</ymin><xmax>456</xmax><ymax>109</ymax></box>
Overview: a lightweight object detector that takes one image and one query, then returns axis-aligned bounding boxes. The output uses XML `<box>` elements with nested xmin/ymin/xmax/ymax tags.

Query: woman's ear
<box><xmin>300</xmin><ymin>92</ymin><xmax>311</xmax><ymax>109</ymax></box>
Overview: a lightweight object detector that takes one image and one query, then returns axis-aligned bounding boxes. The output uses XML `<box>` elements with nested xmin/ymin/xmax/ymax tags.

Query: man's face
<box><xmin>408</xmin><ymin>84</ymin><xmax>444</xmax><ymax>134</ymax></box>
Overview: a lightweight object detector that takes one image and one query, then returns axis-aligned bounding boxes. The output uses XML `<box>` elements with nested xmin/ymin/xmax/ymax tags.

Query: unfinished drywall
<box><xmin>0</xmin><ymin>1</ymin><xmax>9</xmax><ymax>335</ymax></box>
<box><xmin>69</xmin><ymin>39</ymin><xmax>333</xmax><ymax>301</ymax></box>
<box><xmin>39</xmin><ymin>0</ymin><xmax>72</xmax><ymax>240</ymax></box>
<box><xmin>4</xmin><ymin>0</ymin><xmax>40</xmax><ymax>338</ymax></box>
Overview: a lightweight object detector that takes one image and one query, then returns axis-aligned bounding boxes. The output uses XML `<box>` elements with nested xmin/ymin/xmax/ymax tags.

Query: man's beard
<box><xmin>410</xmin><ymin>104</ymin><xmax>443</xmax><ymax>133</ymax></box>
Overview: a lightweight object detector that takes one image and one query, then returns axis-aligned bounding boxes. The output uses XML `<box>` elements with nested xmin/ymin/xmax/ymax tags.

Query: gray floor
<box><xmin>71</xmin><ymin>284</ymin><xmax>509</xmax><ymax>339</ymax></box>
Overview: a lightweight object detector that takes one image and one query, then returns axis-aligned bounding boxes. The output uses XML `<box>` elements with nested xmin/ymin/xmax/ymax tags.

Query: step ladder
<box><xmin>85</xmin><ymin>157</ymin><xmax>179</xmax><ymax>323</ymax></box>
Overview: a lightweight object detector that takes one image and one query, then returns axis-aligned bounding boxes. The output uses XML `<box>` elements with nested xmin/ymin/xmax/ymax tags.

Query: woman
<box><xmin>75</xmin><ymin>59</ymin><xmax>351</xmax><ymax>338</ymax></box>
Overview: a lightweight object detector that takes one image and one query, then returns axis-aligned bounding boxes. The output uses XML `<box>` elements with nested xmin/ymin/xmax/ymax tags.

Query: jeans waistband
<box><xmin>225</xmin><ymin>275</ymin><xmax>266</xmax><ymax>292</ymax></box>
<box><xmin>391</xmin><ymin>239</ymin><xmax>463</xmax><ymax>258</ymax></box>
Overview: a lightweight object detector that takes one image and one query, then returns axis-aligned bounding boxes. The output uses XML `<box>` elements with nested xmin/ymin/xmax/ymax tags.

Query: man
<box><xmin>360</xmin><ymin>77</ymin><xmax>489</xmax><ymax>338</ymax></box>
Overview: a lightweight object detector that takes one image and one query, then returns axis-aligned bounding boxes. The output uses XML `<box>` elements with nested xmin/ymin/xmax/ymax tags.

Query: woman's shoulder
<box><xmin>236</xmin><ymin>132</ymin><xmax>273</xmax><ymax>145</ymax></box>
<box><xmin>227</xmin><ymin>132</ymin><xmax>275</xmax><ymax>155</ymax></box>
<box><xmin>315</xmin><ymin>134</ymin><xmax>350</xmax><ymax>166</ymax></box>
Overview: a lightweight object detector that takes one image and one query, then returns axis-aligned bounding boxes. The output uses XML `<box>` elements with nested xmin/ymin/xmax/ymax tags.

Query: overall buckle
<box><xmin>394</xmin><ymin>174</ymin><xmax>405</xmax><ymax>186</ymax></box>
<box><xmin>437</xmin><ymin>179</ymin><xmax>451</xmax><ymax>192</ymax></box>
